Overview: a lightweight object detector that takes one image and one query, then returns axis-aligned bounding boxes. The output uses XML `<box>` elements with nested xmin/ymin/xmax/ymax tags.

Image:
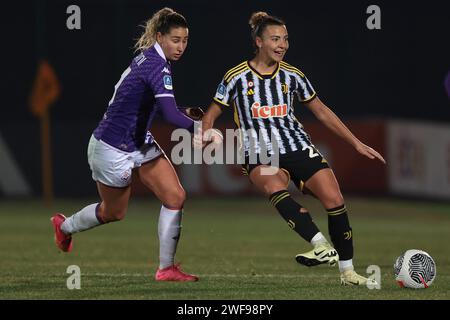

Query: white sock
<box><xmin>339</xmin><ymin>259</ymin><xmax>354</xmax><ymax>273</ymax></box>
<box><xmin>61</xmin><ymin>203</ymin><xmax>104</xmax><ymax>234</ymax></box>
<box><xmin>310</xmin><ymin>232</ymin><xmax>327</xmax><ymax>247</ymax></box>
<box><xmin>158</xmin><ymin>205</ymin><xmax>182</xmax><ymax>269</ymax></box>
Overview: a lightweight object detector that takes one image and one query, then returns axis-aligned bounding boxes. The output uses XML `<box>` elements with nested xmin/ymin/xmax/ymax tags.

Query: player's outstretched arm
<box><xmin>156</xmin><ymin>96</ymin><xmax>197</xmax><ymax>131</ymax></box>
<box><xmin>193</xmin><ymin>102</ymin><xmax>223</xmax><ymax>148</ymax></box>
<box><xmin>202</xmin><ymin>102</ymin><xmax>223</xmax><ymax>132</ymax></box>
<box><xmin>304</xmin><ymin>96</ymin><xmax>386</xmax><ymax>164</ymax></box>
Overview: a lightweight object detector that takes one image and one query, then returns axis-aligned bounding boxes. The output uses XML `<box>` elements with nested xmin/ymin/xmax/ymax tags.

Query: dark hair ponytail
<box><xmin>249</xmin><ymin>11</ymin><xmax>285</xmax><ymax>51</ymax></box>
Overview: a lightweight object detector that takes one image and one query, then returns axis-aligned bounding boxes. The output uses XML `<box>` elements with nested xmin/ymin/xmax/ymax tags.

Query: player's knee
<box><xmin>263</xmin><ymin>183</ymin><xmax>286</xmax><ymax>196</ymax></box>
<box><xmin>163</xmin><ymin>187</ymin><xmax>186</xmax><ymax>209</ymax></box>
<box><xmin>324</xmin><ymin>193</ymin><xmax>345</xmax><ymax>209</ymax></box>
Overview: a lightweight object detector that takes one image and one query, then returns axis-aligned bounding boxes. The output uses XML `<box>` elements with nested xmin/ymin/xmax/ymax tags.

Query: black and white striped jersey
<box><xmin>213</xmin><ymin>60</ymin><xmax>317</xmax><ymax>156</ymax></box>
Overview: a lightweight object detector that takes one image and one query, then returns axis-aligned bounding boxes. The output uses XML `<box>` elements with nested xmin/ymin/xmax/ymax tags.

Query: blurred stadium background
<box><xmin>1</xmin><ymin>0</ymin><xmax>449</xmax><ymax>300</ymax></box>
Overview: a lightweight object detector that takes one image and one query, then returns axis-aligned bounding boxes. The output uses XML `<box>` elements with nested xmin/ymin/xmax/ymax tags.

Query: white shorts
<box><xmin>87</xmin><ymin>135</ymin><xmax>163</xmax><ymax>187</ymax></box>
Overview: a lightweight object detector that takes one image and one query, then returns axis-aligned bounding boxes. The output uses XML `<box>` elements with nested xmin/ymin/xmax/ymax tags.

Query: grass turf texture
<box><xmin>0</xmin><ymin>197</ymin><xmax>449</xmax><ymax>299</ymax></box>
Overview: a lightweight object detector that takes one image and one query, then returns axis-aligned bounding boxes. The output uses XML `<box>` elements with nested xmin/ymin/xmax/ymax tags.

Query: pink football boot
<box><xmin>155</xmin><ymin>264</ymin><xmax>199</xmax><ymax>282</ymax></box>
<box><xmin>50</xmin><ymin>213</ymin><xmax>73</xmax><ymax>252</ymax></box>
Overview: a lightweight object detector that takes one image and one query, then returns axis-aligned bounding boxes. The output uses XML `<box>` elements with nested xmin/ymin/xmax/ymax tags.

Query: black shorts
<box><xmin>241</xmin><ymin>146</ymin><xmax>330</xmax><ymax>191</ymax></box>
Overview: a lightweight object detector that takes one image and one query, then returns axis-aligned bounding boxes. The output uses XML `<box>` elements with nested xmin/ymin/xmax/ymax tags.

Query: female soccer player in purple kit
<box><xmin>51</xmin><ymin>8</ymin><xmax>199</xmax><ymax>281</ymax></box>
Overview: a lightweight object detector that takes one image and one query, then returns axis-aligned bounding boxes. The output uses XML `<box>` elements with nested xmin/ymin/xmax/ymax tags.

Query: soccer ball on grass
<box><xmin>394</xmin><ymin>249</ymin><xmax>436</xmax><ymax>289</ymax></box>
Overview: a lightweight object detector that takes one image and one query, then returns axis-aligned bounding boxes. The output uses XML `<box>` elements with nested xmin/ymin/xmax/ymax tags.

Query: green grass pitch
<box><xmin>0</xmin><ymin>196</ymin><xmax>449</xmax><ymax>299</ymax></box>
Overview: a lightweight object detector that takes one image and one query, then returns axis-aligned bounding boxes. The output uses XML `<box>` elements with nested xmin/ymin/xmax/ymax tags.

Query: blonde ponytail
<box><xmin>134</xmin><ymin>7</ymin><xmax>187</xmax><ymax>52</ymax></box>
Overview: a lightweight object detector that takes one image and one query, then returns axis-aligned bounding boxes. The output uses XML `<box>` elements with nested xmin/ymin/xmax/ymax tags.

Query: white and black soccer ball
<box><xmin>394</xmin><ymin>249</ymin><xmax>436</xmax><ymax>289</ymax></box>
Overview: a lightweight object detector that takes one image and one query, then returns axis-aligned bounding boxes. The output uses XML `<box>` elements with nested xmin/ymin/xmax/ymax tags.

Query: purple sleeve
<box><xmin>143</xmin><ymin>60</ymin><xmax>174</xmax><ymax>97</ymax></box>
<box><xmin>156</xmin><ymin>97</ymin><xmax>196</xmax><ymax>132</ymax></box>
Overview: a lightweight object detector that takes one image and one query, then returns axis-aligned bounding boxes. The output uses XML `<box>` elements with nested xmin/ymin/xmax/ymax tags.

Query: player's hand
<box><xmin>355</xmin><ymin>142</ymin><xmax>386</xmax><ymax>164</ymax></box>
<box><xmin>185</xmin><ymin>107</ymin><xmax>204</xmax><ymax>120</ymax></box>
<box><xmin>193</xmin><ymin>127</ymin><xmax>206</xmax><ymax>149</ymax></box>
<box><xmin>193</xmin><ymin>127</ymin><xmax>223</xmax><ymax>149</ymax></box>
<box><xmin>204</xmin><ymin>128</ymin><xmax>223</xmax><ymax>146</ymax></box>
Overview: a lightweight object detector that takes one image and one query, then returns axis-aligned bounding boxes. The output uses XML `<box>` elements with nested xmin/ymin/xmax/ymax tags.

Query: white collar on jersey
<box><xmin>154</xmin><ymin>42</ymin><xmax>166</xmax><ymax>61</ymax></box>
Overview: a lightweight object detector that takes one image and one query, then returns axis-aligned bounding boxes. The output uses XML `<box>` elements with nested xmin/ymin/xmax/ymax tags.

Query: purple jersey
<box><xmin>93</xmin><ymin>43</ymin><xmax>194</xmax><ymax>152</ymax></box>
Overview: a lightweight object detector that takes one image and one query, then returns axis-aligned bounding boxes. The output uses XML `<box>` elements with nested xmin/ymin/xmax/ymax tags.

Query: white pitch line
<box><xmin>83</xmin><ymin>273</ymin><xmax>336</xmax><ymax>278</ymax></box>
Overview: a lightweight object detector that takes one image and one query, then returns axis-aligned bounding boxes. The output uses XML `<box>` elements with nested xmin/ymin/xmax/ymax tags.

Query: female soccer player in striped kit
<box><xmin>200</xmin><ymin>12</ymin><xmax>386</xmax><ymax>286</ymax></box>
<box><xmin>51</xmin><ymin>8</ymin><xmax>199</xmax><ymax>281</ymax></box>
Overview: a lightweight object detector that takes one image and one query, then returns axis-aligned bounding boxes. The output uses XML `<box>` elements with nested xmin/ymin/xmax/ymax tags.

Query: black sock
<box><xmin>269</xmin><ymin>190</ymin><xmax>320</xmax><ymax>242</ymax></box>
<box><xmin>327</xmin><ymin>204</ymin><xmax>353</xmax><ymax>260</ymax></box>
